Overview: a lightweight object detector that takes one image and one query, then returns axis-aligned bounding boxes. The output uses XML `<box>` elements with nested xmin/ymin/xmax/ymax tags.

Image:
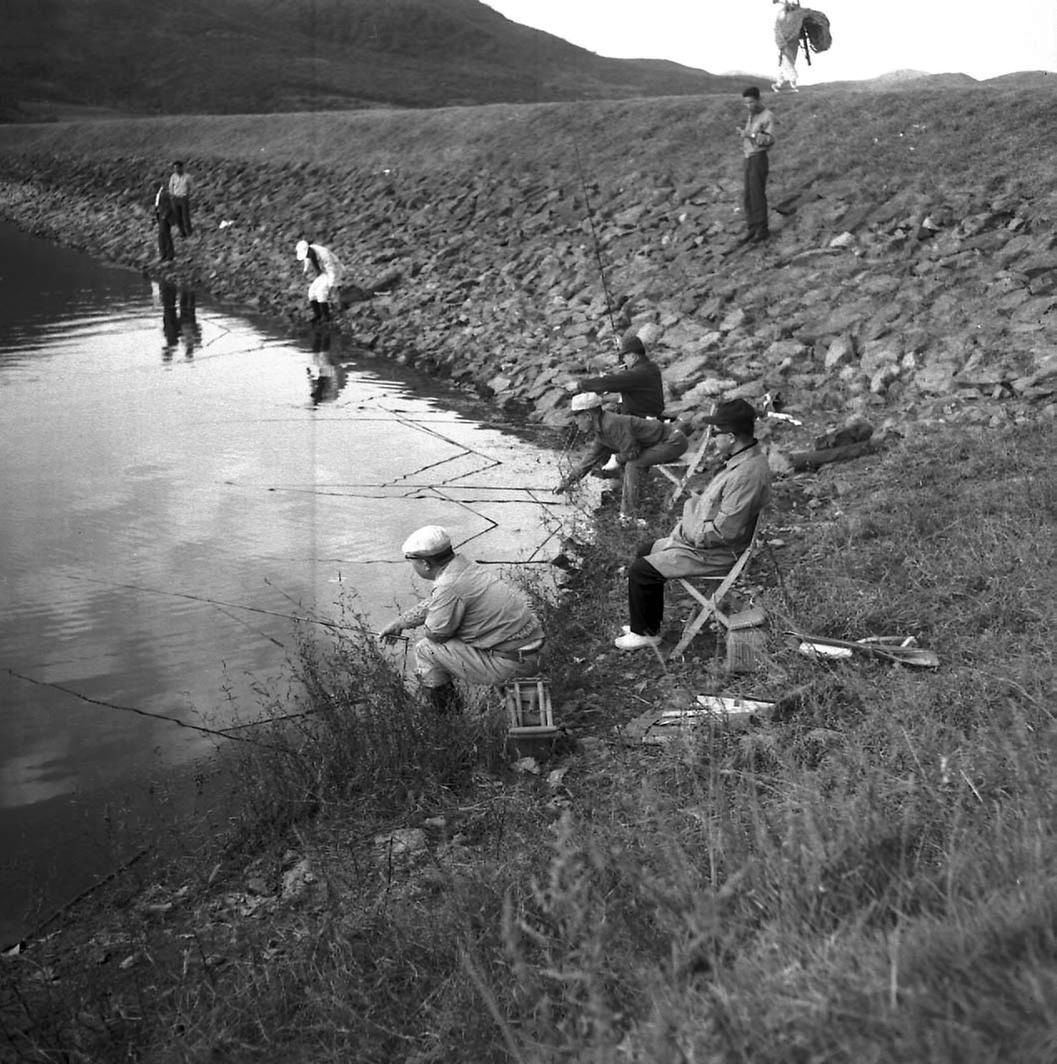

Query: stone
<box><xmin>860</xmin><ymin>339</ymin><xmax>902</xmax><ymax>377</ymax></box>
<box><xmin>824</xmin><ymin>334</ymin><xmax>856</xmax><ymax>370</ymax></box>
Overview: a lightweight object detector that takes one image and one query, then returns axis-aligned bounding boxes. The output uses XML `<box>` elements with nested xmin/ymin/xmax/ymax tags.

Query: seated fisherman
<box><xmin>571</xmin><ymin>333</ymin><xmax>664</xmax><ymax>418</ymax></box>
<box><xmin>378</xmin><ymin>525</ymin><xmax>545</xmax><ymax>713</ymax></box>
<box><xmin>614</xmin><ymin>399</ymin><xmax>770</xmax><ymax>650</ymax></box>
<box><xmin>555</xmin><ymin>392</ymin><xmax>689</xmax><ymax>520</ymax></box>
<box><xmin>569</xmin><ymin>333</ymin><xmax>665</xmax><ymax>473</ymax></box>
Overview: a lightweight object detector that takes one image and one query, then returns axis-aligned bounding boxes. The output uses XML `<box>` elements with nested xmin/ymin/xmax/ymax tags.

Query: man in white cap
<box><xmin>555</xmin><ymin>392</ymin><xmax>688</xmax><ymax>522</ymax></box>
<box><xmin>378</xmin><ymin>526</ymin><xmax>545</xmax><ymax>713</ymax></box>
<box><xmin>295</xmin><ymin>238</ymin><xmax>345</xmax><ymax>322</ymax></box>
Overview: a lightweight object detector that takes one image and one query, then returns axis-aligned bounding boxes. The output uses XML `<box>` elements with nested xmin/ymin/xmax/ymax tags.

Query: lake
<box><xmin>0</xmin><ymin>221</ymin><xmax>570</xmax><ymax>944</ymax></box>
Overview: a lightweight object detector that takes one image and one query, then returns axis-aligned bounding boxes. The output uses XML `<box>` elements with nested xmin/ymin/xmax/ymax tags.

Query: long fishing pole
<box><xmin>572</xmin><ymin>135</ymin><xmax>619</xmax><ymax>346</ymax></box>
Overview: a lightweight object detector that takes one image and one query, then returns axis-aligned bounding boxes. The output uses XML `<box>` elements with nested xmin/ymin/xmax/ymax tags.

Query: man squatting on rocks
<box><xmin>295</xmin><ymin>239</ymin><xmax>345</xmax><ymax>322</ymax></box>
<box><xmin>168</xmin><ymin>161</ymin><xmax>193</xmax><ymax>237</ymax></box>
<box><xmin>378</xmin><ymin>526</ymin><xmax>545</xmax><ymax>714</ymax></box>
<box><xmin>555</xmin><ymin>392</ymin><xmax>689</xmax><ymax>521</ymax></box>
<box><xmin>739</xmin><ymin>86</ymin><xmax>776</xmax><ymax>244</ymax></box>
<box><xmin>614</xmin><ymin>399</ymin><xmax>771</xmax><ymax>650</ymax></box>
<box><xmin>568</xmin><ymin>332</ymin><xmax>666</xmax><ymax>473</ymax></box>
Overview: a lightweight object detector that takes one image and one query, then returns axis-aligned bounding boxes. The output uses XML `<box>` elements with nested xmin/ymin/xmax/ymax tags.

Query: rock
<box><xmin>374</xmin><ymin>828</ymin><xmax>427</xmax><ymax>857</ymax></box>
<box><xmin>824</xmin><ymin>334</ymin><xmax>856</xmax><ymax>370</ymax></box>
<box><xmin>280</xmin><ymin>859</ymin><xmax>316</xmax><ymax>902</ymax></box>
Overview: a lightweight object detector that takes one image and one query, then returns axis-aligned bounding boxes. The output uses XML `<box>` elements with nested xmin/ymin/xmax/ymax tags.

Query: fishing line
<box><xmin>6</xmin><ymin>668</ymin><xmax>295</xmax><ymax>753</ymax></box>
<box><xmin>572</xmin><ymin>135</ymin><xmax>619</xmax><ymax>344</ymax></box>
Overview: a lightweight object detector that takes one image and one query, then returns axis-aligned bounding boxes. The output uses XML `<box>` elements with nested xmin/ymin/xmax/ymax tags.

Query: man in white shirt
<box><xmin>738</xmin><ymin>88</ymin><xmax>776</xmax><ymax>244</ymax></box>
<box><xmin>168</xmin><ymin>161</ymin><xmax>193</xmax><ymax>237</ymax></box>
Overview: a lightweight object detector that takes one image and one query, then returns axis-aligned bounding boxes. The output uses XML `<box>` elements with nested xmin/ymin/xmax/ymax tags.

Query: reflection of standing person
<box><xmin>738</xmin><ymin>87</ymin><xmax>775</xmax><ymax>245</ymax></box>
<box><xmin>159</xmin><ymin>280</ymin><xmax>179</xmax><ymax>360</ymax></box>
<box><xmin>772</xmin><ymin>0</ymin><xmax>802</xmax><ymax>92</ymax></box>
<box><xmin>168</xmin><ymin>161</ymin><xmax>193</xmax><ymax>237</ymax></box>
<box><xmin>154</xmin><ymin>185</ymin><xmax>176</xmax><ymax>262</ymax></box>
<box><xmin>295</xmin><ymin>239</ymin><xmax>345</xmax><ymax>322</ymax></box>
<box><xmin>307</xmin><ymin>328</ymin><xmax>348</xmax><ymax>405</ymax></box>
<box><xmin>178</xmin><ymin>289</ymin><xmax>200</xmax><ymax>359</ymax></box>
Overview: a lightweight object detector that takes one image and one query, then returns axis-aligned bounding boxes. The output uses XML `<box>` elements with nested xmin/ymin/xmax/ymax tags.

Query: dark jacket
<box><xmin>579</xmin><ymin>357</ymin><xmax>664</xmax><ymax>418</ymax></box>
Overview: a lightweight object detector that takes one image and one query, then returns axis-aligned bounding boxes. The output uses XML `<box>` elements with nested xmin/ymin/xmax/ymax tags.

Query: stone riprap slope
<box><xmin>0</xmin><ymin>89</ymin><xmax>1055</xmax><ymax>445</ymax></box>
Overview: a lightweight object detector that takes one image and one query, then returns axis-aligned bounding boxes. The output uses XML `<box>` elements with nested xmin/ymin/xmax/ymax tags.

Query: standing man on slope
<box><xmin>168</xmin><ymin>161</ymin><xmax>193</xmax><ymax>238</ymax></box>
<box><xmin>738</xmin><ymin>87</ymin><xmax>775</xmax><ymax>245</ymax></box>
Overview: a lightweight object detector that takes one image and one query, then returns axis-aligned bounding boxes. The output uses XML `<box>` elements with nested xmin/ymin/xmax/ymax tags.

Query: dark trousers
<box><xmin>172</xmin><ymin>196</ymin><xmax>192</xmax><ymax>236</ymax></box>
<box><xmin>157</xmin><ymin>217</ymin><xmax>174</xmax><ymax>261</ymax></box>
<box><xmin>628</xmin><ymin>548</ymin><xmax>667</xmax><ymax>636</ymax></box>
<box><xmin>743</xmin><ymin>153</ymin><xmax>769</xmax><ymax>237</ymax></box>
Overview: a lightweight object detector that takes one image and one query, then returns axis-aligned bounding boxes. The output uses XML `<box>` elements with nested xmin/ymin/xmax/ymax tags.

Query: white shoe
<box><xmin>614</xmin><ymin>631</ymin><xmax>662</xmax><ymax>651</ymax></box>
<box><xmin>618</xmin><ymin>513</ymin><xmax>647</xmax><ymax>529</ymax></box>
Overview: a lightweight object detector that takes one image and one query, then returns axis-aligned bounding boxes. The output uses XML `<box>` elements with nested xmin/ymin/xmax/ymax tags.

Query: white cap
<box><xmin>570</xmin><ymin>392</ymin><xmax>604</xmax><ymax>412</ymax></box>
<box><xmin>402</xmin><ymin>525</ymin><xmax>452</xmax><ymax>559</ymax></box>
<box><xmin>295</xmin><ymin>239</ymin><xmax>309</xmax><ymax>261</ymax></box>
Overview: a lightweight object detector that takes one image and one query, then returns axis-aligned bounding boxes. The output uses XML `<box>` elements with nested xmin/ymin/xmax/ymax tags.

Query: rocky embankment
<box><xmin>1</xmin><ymin>90</ymin><xmax>1055</xmax><ymax>459</ymax></box>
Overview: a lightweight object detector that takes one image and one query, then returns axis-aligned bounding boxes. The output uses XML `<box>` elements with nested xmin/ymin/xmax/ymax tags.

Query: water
<box><xmin>0</xmin><ymin>221</ymin><xmax>567</xmax><ymax>943</ymax></box>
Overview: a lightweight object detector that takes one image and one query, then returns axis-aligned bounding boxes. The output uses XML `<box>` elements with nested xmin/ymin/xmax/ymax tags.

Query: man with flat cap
<box><xmin>614</xmin><ymin>398</ymin><xmax>770</xmax><ymax>650</ymax></box>
<box><xmin>379</xmin><ymin>526</ymin><xmax>545</xmax><ymax>713</ymax></box>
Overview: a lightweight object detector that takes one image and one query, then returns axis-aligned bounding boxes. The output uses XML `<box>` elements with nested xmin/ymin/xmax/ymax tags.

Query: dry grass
<box><xmin>5</xmin><ymin>420</ymin><xmax>1057</xmax><ymax>1062</ymax></box>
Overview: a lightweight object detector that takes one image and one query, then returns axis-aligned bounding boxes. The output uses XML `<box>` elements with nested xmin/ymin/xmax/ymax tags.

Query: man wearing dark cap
<box><xmin>571</xmin><ymin>333</ymin><xmax>665</xmax><ymax>419</ymax></box>
<box><xmin>378</xmin><ymin>525</ymin><xmax>545</xmax><ymax>713</ymax></box>
<box><xmin>614</xmin><ymin>399</ymin><xmax>770</xmax><ymax>650</ymax></box>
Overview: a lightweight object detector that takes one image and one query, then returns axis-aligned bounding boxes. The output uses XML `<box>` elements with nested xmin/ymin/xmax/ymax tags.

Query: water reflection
<box><xmin>306</xmin><ymin>326</ymin><xmax>350</xmax><ymax>405</ymax></box>
<box><xmin>152</xmin><ymin>280</ymin><xmax>200</xmax><ymax>362</ymax></box>
<box><xmin>0</xmin><ymin>220</ymin><xmax>569</xmax><ymax>945</ymax></box>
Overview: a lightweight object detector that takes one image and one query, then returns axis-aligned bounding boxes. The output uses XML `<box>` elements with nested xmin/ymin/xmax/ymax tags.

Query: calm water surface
<box><xmin>0</xmin><ymin>222</ymin><xmax>567</xmax><ymax>942</ymax></box>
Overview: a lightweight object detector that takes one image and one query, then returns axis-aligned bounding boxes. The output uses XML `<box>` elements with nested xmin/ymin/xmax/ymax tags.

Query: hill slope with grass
<box><xmin>3</xmin><ymin>86</ymin><xmax>1057</xmax><ymax>1061</ymax></box>
<box><xmin>0</xmin><ymin>0</ymin><xmax>752</xmax><ymax>118</ymax></box>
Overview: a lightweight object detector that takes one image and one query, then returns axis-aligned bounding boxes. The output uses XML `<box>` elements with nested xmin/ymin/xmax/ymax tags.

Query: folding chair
<box><xmin>657</xmin><ymin>402</ymin><xmax>718</xmax><ymax>508</ymax></box>
<box><xmin>667</xmin><ymin>523</ymin><xmax>763</xmax><ymax>660</ymax></box>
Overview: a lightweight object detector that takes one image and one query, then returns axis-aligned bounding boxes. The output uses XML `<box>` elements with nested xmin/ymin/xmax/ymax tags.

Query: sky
<box><xmin>482</xmin><ymin>1</ymin><xmax>1057</xmax><ymax>84</ymax></box>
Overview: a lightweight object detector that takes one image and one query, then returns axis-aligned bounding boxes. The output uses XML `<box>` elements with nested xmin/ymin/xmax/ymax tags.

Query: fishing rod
<box><xmin>572</xmin><ymin>135</ymin><xmax>619</xmax><ymax>347</ymax></box>
<box><xmin>7</xmin><ymin>668</ymin><xmax>296</xmax><ymax>753</ymax></box>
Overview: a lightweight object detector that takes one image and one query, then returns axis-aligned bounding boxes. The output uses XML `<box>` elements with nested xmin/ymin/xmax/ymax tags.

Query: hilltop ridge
<box><xmin>0</xmin><ymin>0</ymin><xmax>755</xmax><ymax>118</ymax></box>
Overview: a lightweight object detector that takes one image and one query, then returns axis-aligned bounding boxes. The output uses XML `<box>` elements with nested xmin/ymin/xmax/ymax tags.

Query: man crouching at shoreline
<box><xmin>378</xmin><ymin>526</ymin><xmax>545</xmax><ymax>713</ymax></box>
<box><xmin>615</xmin><ymin>399</ymin><xmax>770</xmax><ymax>650</ymax></box>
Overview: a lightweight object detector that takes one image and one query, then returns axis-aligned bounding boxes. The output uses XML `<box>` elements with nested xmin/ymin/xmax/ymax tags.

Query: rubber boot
<box><xmin>425</xmin><ymin>683</ymin><xmax>462</xmax><ymax>716</ymax></box>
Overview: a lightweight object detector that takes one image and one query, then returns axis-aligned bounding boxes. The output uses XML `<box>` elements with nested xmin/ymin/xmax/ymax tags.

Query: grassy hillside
<box><xmin>0</xmin><ymin>0</ymin><xmax>754</xmax><ymax>118</ymax></box>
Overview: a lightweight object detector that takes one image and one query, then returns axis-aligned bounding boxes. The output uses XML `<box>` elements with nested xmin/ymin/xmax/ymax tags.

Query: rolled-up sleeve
<box><xmin>425</xmin><ymin>586</ymin><xmax>466</xmax><ymax>641</ymax></box>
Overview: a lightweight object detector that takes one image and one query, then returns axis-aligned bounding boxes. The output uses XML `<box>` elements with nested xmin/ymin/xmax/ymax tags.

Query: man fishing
<box><xmin>569</xmin><ymin>333</ymin><xmax>665</xmax><ymax>419</ymax></box>
<box><xmin>378</xmin><ymin>526</ymin><xmax>545</xmax><ymax>714</ymax></box>
<box><xmin>555</xmin><ymin>392</ymin><xmax>688</xmax><ymax>522</ymax></box>
<box><xmin>614</xmin><ymin>399</ymin><xmax>770</xmax><ymax>650</ymax></box>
